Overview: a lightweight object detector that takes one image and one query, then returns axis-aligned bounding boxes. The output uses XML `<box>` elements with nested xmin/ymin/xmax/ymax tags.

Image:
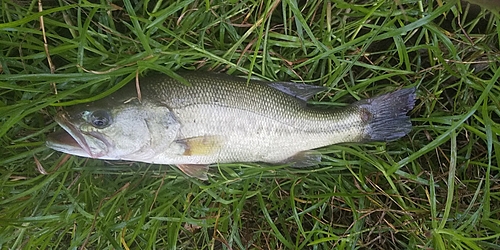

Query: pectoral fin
<box><xmin>177</xmin><ymin>136</ymin><xmax>222</xmax><ymax>156</ymax></box>
<box><xmin>177</xmin><ymin>164</ymin><xmax>209</xmax><ymax>180</ymax></box>
<box><xmin>284</xmin><ymin>150</ymin><xmax>322</xmax><ymax>168</ymax></box>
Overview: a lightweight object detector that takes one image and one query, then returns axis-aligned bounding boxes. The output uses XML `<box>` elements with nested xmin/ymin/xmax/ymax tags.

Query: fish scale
<box><xmin>47</xmin><ymin>72</ymin><xmax>416</xmax><ymax>179</ymax></box>
<box><xmin>146</xmin><ymin>74</ymin><xmax>363</xmax><ymax>132</ymax></box>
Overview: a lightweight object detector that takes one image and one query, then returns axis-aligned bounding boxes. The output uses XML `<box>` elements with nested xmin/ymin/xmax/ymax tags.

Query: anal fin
<box><xmin>177</xmin><ymin>164</ymin><xmax>209</xmax><ymax>180</ymax></box>
<box><xmin>283</xmin><ymin>150</ymin><xmax>322</xmax><ymax>168</ymax></box>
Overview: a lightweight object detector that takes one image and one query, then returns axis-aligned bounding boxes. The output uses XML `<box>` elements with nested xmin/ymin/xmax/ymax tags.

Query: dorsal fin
<box><xmin>268</xmin><ymin>82</ymin><xmax>327</xmax><ymax>101</ymax></box>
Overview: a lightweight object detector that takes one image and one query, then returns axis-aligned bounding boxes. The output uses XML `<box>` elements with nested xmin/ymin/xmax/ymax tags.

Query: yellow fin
<box><xmin>179</xmin><ymin>136</ymin><xmax>222</xmax><ymax>156</ymax></box>
<box><xmin>177</xmin><ymin>164</ymin><xmax>209</xmax><ymax>180</ymax></box>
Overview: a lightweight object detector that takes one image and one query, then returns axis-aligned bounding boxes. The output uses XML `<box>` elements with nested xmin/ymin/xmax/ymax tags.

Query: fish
<box><xmin>46</xmin><ymin>72</ymin><xmax>416</xmax><ymax>180</ymax></box>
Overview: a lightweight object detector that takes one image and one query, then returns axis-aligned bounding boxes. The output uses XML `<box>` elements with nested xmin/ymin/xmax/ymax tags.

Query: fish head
<box><xmin>47</xmin><ymin>99</ymin><xmax>160</xmax><ymax>160</ymax></box>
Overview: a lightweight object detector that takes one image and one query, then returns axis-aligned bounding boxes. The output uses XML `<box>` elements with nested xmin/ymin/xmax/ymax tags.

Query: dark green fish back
<box><xmin>107</xmin><ymin>72</ymin><xmax>413</xmax><ymax>143</ymax></box>
<box><xmin>139</xmin><ymin>73</ymin><xmax>358</xmax><ymax>132</ymax></box>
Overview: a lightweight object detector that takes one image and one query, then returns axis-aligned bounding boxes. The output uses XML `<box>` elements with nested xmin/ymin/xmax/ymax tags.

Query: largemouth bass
<box><xmin>46</xmin><ymin>72</ymin><xmax>416</xmax><ymax>179</ymax></box>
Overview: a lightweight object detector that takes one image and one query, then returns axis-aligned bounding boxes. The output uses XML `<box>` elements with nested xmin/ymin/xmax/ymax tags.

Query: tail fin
<box><xmin>357</xmin><ymin>88</ymin><xmax>416</xmax><ymax>142</ymax></box>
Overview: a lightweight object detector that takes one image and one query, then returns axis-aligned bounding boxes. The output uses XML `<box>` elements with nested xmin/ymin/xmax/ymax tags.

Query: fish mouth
<box><xmin>46</xmin><ymin>129</ymin><xmax>91</xmax><ymax>157</ymax></box>
<box><xmin>46</xmin><ymin>112</ymin><xmax>107</xmax><ymax>158</ymax></box>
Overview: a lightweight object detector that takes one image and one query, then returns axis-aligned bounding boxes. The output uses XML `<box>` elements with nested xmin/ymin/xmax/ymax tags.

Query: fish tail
<box><xmin>357</xmin><ymin>87</ymin><xmax>416</xmax><ymax>141</ymax></box>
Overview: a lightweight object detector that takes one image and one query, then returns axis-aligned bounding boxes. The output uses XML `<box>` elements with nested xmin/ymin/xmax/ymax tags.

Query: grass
<box><xmin>1</xmin><ymin>0</ymin><xmax>499</xmax><ymax>249</ymax></box>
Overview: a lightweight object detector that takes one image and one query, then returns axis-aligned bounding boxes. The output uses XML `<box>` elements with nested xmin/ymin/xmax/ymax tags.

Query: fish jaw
<box><xmin>46</xmin><ymin>129</ymin><xmax>92</xmax><ymax>158</ymax></box>
<box><xmin>46</xmin><ymin>112</ymin><xmax>109</xmax><ymax>158</ymax></box>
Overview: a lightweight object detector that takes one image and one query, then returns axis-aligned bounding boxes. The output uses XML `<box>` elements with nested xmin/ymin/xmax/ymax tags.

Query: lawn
<box><xmin>1</xmin><ymin>0</ymin><xmax>499</xmax><ymax>249</ymax></box>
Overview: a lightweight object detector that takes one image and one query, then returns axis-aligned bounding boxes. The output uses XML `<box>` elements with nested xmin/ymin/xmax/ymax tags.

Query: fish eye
<box><xmin>90</xmin><ymin>110</ymin><xmax>111</xmax><ymax>129</ymax></box>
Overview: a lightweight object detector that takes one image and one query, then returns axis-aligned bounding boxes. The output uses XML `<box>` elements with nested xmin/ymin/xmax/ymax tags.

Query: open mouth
<box><xmin>46</xmin><ymin>112</ymin><xmax>93</xmax><ymax>158</ymax></box>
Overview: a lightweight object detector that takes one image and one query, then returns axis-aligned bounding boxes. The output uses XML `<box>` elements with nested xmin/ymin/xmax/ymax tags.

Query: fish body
<box><xmin>47</xmin><ymin>72</ymin><xmax>416</xmax><ymax>179</ymax></box>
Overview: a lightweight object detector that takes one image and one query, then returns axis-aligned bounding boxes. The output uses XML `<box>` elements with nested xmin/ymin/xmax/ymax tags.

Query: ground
<box><xmin>0</xmin><ymin>0</ymin><xmax>499</xmax><ymax>249</ymax></box>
